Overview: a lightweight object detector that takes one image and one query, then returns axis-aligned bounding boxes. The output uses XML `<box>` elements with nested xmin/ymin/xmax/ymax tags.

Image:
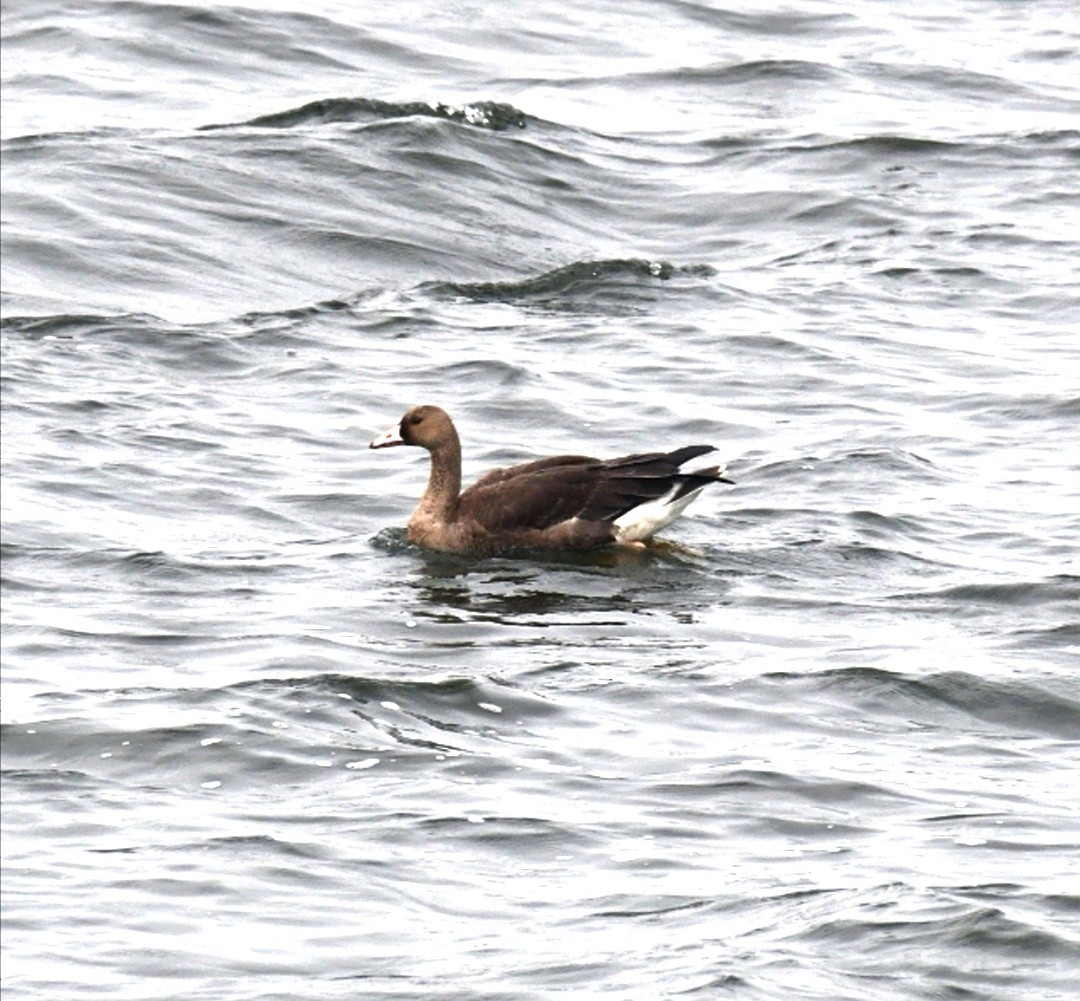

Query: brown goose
<box><xmin>370</xmin><ymin>405</ymin><xmax>731</xmax><ymax>555</ymax></box>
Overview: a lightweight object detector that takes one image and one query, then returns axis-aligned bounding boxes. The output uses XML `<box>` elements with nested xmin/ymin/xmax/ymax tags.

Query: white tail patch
<box><xmin>613</xmin><ymin>484</ymin><xmax>710</xmax><ymax>543</ymax></box>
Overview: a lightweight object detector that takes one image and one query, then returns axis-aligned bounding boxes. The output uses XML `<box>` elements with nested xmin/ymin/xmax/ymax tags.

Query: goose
<box><xmin>370</xmin><ymin>405</ymin><xmax>731</xmax><ymax>555</ymax></box>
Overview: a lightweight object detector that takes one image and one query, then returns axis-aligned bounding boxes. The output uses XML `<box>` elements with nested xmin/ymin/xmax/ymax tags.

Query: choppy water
<box><xmin>2</xmin><ymin>1</ymin><xmax>1079</xmax><ymax>998</ymax></box>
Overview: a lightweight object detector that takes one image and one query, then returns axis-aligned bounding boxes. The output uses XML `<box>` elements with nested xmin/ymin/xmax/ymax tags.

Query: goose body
<box><xmin>370</xmin><ymin>405</ymin><xmax>731</xmax><ymax>556</ymax></box>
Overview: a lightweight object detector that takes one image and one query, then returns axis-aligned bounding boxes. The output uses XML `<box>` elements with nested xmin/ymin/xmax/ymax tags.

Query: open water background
<box><xmin>2</xmin><ymin>1</ymin><xmax>1080</xmax><ymax>998</ymax></box>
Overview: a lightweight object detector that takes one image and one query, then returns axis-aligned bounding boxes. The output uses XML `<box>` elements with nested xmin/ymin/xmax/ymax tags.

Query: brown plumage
<box><xmin>370</xmin><ymin>405</ymin><xmax>731</xmax><ymax>555</ymax></box>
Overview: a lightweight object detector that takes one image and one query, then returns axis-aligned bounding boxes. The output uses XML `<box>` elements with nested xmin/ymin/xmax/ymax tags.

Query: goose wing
<box><xmin>458</xmin><ymin>446</ymin><xmax>720</xmax><ymax>533</ymax></box>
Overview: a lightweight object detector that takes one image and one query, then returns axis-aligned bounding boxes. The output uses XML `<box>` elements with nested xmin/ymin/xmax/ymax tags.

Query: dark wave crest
<box><xmin>780</xmin><ymin>666</ymin><xmax>1080</xmax><ymax>740</ymax></box>
<box><xmin>200</xmin><ymin>97</ymin><xmax>528</xmax><ymax>132</ymax></box>
<box><xmin>424</xmin><ymin>258</ymin><xmax>717</xmax><ymax>305</ymax></box>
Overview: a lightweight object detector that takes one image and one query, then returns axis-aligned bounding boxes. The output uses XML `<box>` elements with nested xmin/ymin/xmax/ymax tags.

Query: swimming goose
<box><xmin>370</xmin><ymin>405</ymin><xmax>731</xmax><ymax>555</ymax></box>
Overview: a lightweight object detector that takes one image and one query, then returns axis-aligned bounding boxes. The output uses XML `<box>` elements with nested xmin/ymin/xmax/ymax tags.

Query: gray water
<box><xmin>2</xmin><ymin>1</ymin><xmax>1079</xmax><ymax>998</ymax></box>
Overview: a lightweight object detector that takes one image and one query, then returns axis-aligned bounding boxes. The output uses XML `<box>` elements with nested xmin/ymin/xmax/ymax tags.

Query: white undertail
<box><xmin>611</xmin><ymin>457</ymin><xmax>725</xmax><ymax>542</ymax></box>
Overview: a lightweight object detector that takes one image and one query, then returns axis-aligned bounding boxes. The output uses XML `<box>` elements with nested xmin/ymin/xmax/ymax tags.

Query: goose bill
<box><xmin>370</xmin><ymin>423</ymin><xmax>405</xmax><ymax>449</ymax></box>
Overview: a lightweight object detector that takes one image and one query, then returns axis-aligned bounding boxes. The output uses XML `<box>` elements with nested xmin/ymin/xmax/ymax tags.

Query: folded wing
<box><xmin>458</xmin><ymin>445</ymin><xmax>722</xmax><ymax>534</ymax></box>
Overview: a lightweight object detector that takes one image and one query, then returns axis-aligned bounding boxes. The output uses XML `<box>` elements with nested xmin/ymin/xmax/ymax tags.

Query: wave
<box><xmin>777</xmin><ymin>666</ymin><xmax>1080</xmax><ymax>740</ymax></box>
<box><xmin>564</xmin><ymin>57</ymin><xmax>841</xmax><ymax>91</ymax></box>
<box><xmin>891</xmin><ymin>575</ymin><xmax>1080</xmax><ymax>611</ymax></box>
<box><xmin>424</xmin><ymin>258</ymin><xmax>717</xmax><ymax>304</ymax></box>
<box><xmin>937</xmin><ymin>578</ymin><xmax>1079</xmax><ymax>605</ymax></box>
<box><xmin>0</xmin><ymin>311</ymin><xmax>163</xmax><ymax>338</ymax></box>
<box><xmin>672</xmin><ymin>58</ymin><xmax>840</xmax><ymax>85</ymax></box>
<box><xmin>200</xmin><ymin>97</ymin><xmax>528</xmax><ymax>133</ymax></box>
<box><xmin>1</xmin><ymin>256</ymin><xmax>720</xmax><ymax>331</ymax></box>
<box><xmin>0</xmin><ymin>310</ymin><xmax>258</xmax><ymax>373</ymax></box>
<box><xmin>0</xmin><ymin>669</ymin><xmax>563</xmax><ymax>786</ymax></box>
<box><xmin>794</xmin><ymin>896</ymin><xmax>1077</xmax><ymax>966</ymax></box>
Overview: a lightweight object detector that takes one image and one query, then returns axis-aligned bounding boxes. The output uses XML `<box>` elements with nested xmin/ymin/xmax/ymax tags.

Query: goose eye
<box><xmin>410</xmin><ymin>414</ymin><xmax>423</xmax><ymax>425</ymax></box>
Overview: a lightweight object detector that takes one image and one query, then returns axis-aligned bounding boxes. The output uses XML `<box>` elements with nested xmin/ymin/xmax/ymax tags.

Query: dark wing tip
<box><xmin>666</xmin><ymin>444</ymin><xmax>717</xmax><ymax>466</ymax></box>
